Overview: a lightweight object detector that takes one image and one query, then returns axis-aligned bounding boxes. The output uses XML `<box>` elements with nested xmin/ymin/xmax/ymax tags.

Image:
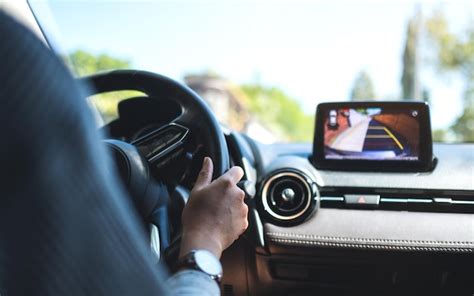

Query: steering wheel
<box><xmin>81</xmin><ymin>70</ymin><xmax>230</xmax><ymax>262</ymax></box>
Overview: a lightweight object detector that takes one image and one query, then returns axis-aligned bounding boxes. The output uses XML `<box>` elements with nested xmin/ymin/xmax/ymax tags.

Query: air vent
<box><xmin>260</xmin><ymin>170</ymin><xmax>318</xmax><ymax>224</ymax></box>
<box><xmin>319</xmin><ymin>189</ymin><xmax>474</xmax><ymax>213</ymax></box>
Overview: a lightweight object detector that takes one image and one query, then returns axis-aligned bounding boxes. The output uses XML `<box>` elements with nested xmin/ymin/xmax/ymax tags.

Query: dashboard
<box><xmin>104</xmin><ymin>97</ymin><xmax>474</xmax><ymax>295</ymax></box>
<box><xmin>224</xmin><ymin>133</ymin><xmax>473</xmax><ymax>295</ymax></box>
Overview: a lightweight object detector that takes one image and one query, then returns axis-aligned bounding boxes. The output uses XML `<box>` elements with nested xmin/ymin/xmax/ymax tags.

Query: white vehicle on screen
<box><xmin>328</xmin><ymin>110</ymin><xmax>338</xmax><ymax>130</ymax></box>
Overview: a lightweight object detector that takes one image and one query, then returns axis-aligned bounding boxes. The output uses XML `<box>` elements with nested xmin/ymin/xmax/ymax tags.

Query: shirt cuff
<box><xmin>167</xmin><ymin>269</ymin><xmax>220</xmax><ymax>296</ymax></box>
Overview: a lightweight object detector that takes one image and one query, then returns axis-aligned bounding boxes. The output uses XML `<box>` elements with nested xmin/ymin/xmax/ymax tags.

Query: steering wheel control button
<box><xmin>132</xmin><ymin>123</ymin><xmax>189</xmax><ymax>164</ymax></box>
<box><xmin>344</xmin><ymin>194</ymin><xmax>380</xmax><ymax>207</ymax></box>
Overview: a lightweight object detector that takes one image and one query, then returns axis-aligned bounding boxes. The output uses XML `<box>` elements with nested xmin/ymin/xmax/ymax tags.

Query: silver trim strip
<box><xmin>380</xmin><ymin>198</ymin><xmax>408</xmax><ymax>203</ymax></box>
<box><xmin>320</xmin><ymin>196</ymin><xmax>344</xmax><ymax>202</ymax></box>
<box><xmin>407</xmin><ymin>198</ymin><xmax>432</xmax><ymax>203</ymax></box>
<box><xmin>451</xmin><ymin>200</ymin><xmax>474</xmax><ymax>205</ymax></box>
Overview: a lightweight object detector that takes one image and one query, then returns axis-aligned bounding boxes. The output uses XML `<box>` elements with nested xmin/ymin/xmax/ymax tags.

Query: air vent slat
<box><xmin>319</xmin><ymin>191</ymin><xmax>474</xmax><ymax>214</ymax></box>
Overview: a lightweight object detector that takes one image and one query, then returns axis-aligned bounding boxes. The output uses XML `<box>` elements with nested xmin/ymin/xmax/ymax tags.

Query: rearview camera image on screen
<box><xmin>324</xmin><ymin>108</ymin><xmax>420</xmax><ymax>160</ymax></box>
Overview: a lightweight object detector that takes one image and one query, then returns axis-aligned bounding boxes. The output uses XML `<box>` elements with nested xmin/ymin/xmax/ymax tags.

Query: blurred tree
<box><xmin>350</xmin><ymin>70</ymin><xmax>375</xmax><ymax>101</ymax></box>
<box><xmin>241</xmin><ymin>85</ymin><xmax>314</xmax><ymax>142</ymax></box>
<box><xmin>451</xmin><ymin>98</ymin><xmax>474</xmax><ymax>142</ymax></box>
<box><xmin>401</xmin><ymin>10</ymin><xmax>422</xmax><ymax>100</ymax></box>
<box><xmin>65</xmin><ymin>50</ymin><xmax>130</xmax><ymax>76</ymax></box>
<box><xmin>64</xmin><ymin>50</ymin><xmax>143</xmax><ymax>124</ymax></box>
<box><xmin>426</xmin><ymin>11</ymin><xmax>474</xmax><ymax>142</ymax></box>
<box><xmin>432</xmin><ymin>129</ymin><xmax>447</xmax><ymax>142</ymax></box>
<box><xmin>425</xmin><ymin>12</ymin><xmax>473</xmax><ymax>77</ymax></box>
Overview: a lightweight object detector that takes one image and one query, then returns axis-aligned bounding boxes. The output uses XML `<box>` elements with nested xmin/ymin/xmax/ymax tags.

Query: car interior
<box><xmin>1</xmin><ymin>1</ymin><xmax>473</xmax><ymax>295</ymax></box>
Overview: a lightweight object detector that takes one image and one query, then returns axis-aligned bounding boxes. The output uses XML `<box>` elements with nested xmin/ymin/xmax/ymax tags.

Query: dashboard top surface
<box><xmin>253</xmin><ymin>141</ymin><xmax>474</xmax><ymax>191</ymax></box>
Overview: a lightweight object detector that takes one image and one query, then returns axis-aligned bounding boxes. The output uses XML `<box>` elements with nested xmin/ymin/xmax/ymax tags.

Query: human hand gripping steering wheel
<box><xmin>181</xmin><ymin>157</ymin><xmax>248</xmax><ymax>259</ymax></box>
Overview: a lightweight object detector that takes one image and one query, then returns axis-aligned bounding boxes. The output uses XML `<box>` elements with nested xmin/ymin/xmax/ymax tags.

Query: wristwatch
<box><xmin>175</xmin><ymin>249</ymin><xmax>223</xmax><ymax>283</ymax></box>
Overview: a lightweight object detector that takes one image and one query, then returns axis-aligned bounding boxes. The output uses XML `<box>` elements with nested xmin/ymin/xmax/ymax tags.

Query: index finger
<box><xmin>218</xmin><ymin>166</ymin><xmax>244</xmax><ymax>184</ymax></box>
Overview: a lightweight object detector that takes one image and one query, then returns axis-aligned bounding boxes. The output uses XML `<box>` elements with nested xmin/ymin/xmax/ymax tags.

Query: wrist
<box><xmin>175</xmin><ymin>249</ymin><xmax>223</xmax><ymax>283</ymax></box>
<box><xmin>180</xmin><ymin>230</ymin><xmax>223</xmax><ymax>259</ymax></box>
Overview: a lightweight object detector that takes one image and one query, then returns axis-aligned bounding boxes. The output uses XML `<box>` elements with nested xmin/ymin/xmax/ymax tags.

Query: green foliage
<box><xmin>241</xmin><ymin>85</ymin><xmax>314</xmax><ymax>142</ymax></box>
<box><xmin>65</xmin><ymin>50</ymin><xmax>143</xmax><ymax>124</ymax></box>
<box><xmin>426</xmin><ymin>11</ymin><xmax>474</xmax><ymax>142</ymax></box>
<box><xmin>350</xmin><ymin>70</ymin><xmax>375</xmax><ymax>101</ymax></box>
<box><xmin>64</xmin><ymin>50</ymin><xmax>130</xmax><ymax>76</ymax></box>
<box><xmin>426</xmin><ymin>12</ymin><xmax>474</xmax><ymax>76</ymax></box>
<box><xmin>432</xmin><ymin>129</ymin><xmax>447</xmax><ymax>142</ymax></box>
<box><xmin>451</xmin><ymin>101</ymin><xmax>474</xmax><ymax>142</ymax></box>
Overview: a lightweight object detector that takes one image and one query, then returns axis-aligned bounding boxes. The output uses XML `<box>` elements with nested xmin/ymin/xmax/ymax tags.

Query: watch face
<box><xmin>194</xmin><ymin>250</ymin><xmax>222</xmax><ymax>277</ymax></box>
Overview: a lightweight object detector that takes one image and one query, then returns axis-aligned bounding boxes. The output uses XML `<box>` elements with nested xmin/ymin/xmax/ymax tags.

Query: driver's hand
<box><xmin>179</xmin><ymin>157</ymin><xmax>248</xmax><ymax>259</ymax></box>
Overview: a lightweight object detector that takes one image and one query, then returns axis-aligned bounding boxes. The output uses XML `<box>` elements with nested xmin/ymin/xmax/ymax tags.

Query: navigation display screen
<box><xmin>312</xmin><ymin>102</ymin><xmax>433</xmax><ymax>172</ymax></box>
<box><xmin>323</xmin><ymin>108</ymin><xmax>420</xmax><ymax>161</ymax></box>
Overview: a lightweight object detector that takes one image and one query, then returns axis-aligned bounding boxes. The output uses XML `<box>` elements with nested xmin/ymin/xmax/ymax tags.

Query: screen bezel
<box><xmin>312</xmin><ymin>101</ymin><xmax>433</xmax><ymax>172</ymax></box>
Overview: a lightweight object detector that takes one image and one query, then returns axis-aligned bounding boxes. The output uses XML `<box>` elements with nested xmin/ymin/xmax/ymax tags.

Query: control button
<box><xmin>281</xmin><ymin>188</ymin><xmax>296</xmax><ymax>202</ymax></box>
<box><xmin>344</xmin><ymin>194</ymin><xmax>380</xmax><ymax>206</ymax></box>
<box><xmin>433</xmin><ymin>197</ymin><xmax>452</xmax><ymax>204</ymax></box>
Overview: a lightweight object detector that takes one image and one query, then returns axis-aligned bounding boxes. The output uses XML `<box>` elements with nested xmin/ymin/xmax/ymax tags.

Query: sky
<box><xmin>30</xmin><ymin>0</ymin><xmax>473</xmax><ymax>130</ymax></box>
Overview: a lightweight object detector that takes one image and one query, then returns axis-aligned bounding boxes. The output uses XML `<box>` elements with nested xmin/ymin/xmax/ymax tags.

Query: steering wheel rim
<box><xmin>81</xmin><ymin>70</ymin><xmax>230</xmax><ymax>180</ymax></box>
<box><xmin>80</xmin><ymin>70</ymin><xmax>230</xmax><ymax>261</ymax></box>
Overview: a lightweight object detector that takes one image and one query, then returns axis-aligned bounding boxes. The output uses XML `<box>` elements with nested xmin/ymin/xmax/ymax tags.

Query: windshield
<box><xmin>29</xmin><ymin>0</ymin><xmax>473</xmax><ymax>144</ymax></box>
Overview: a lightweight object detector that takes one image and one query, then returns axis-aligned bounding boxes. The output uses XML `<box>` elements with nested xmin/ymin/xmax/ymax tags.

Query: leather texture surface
<box><xmin>265</xmin><ymin>209</ymin><xmax>474</xmax><ymax>253</ymax></box>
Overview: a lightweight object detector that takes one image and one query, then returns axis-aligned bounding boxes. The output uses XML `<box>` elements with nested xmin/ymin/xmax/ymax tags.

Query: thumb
<box><xmin>193</xmin><ymin>157</ymin><xmax>213</xmax><ymax>190</ymax></box>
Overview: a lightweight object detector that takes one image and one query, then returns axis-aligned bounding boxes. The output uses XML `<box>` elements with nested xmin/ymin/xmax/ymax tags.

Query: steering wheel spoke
<box><xmin>132</xmin><ymin>123</ymin><xmax>190</xmax><ymax>166</ymax></box>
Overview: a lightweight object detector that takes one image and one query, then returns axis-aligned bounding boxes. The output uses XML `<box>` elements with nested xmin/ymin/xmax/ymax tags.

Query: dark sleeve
<box><xmin>0</xmin><ymin>11</ymin><xmax>169</xmax><ymax>296</ymax></box>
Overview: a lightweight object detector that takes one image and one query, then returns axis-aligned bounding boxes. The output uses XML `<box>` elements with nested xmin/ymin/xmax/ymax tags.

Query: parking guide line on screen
<box><xmin>383</xmin><ymin>127</ymin><xmax>404</xmax><ymax>150</ymax></box>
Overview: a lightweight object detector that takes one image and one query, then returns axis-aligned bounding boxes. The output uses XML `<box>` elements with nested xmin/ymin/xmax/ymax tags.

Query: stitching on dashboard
<box><xmin>266</xmin><ymin>232</ymin><xmax>474</xmax><ymax>246</ymax></box>
<box><xmin>270</xmin><ymin>238</ymin><xmax>474</xmax><ymax>252</ymax></box>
